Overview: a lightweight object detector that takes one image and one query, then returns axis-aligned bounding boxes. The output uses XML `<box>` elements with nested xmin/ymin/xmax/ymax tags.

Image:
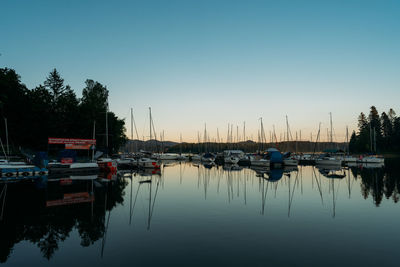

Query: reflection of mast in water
<box><xmin>329</xmin><ymin>174</ymin><xmax>341</xmax><ymax>218</ymax></box>
<box><xmin>312</xmin><ymin>167</ymin><xmax>324</xmax><ymax>205</ymax></box>
<box><xmin>101</xmin><ymin>181</ymin><xmax>111</xmax><ymax>259</ymax></box>
<box><xmin>0</xmin><ymin>183</ymin><xmax>7</xmax><ymax>221</ymax></box>
<box><xmin>129</xmin><ymin>172</ymin><xmax>144</xmax><ymax>226</ymax></box>
<box><xmin>226</xmin><ymin>168</ymin><xmax>234</xmax><ymax>203</ymax></box>
<box><xmin>260</xmin><ymin>178</ymin><xmax>269</xmax><ymax>215</ymax></box>
<box><xmin>345</xmin><ymin>168</ymin><xmax>355</xmax><ymax>199</ymax></box>
<box><xmin>146</xmin><ymin>176</ymin><xmax>160</xmax><ymax>230</ymax></box>
<box><xmin>244</xmin><ymin>169</ymin><xmax>247</xmax><ymax>205</ymax></box>
<box><xmin>287</xmin><ymin>171</ymin><xmax>299</xmax><ymax>217</ymax></box>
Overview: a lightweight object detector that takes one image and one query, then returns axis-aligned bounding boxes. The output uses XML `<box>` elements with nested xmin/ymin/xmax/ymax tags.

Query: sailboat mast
<box><xmin>149</xmin><ymin>107</ymin><xmax>152</xmax><ymax>141</ymax></box>
<box><xmin>92</xmin><ymin>121</ymin><xmax>96</xmax><ymax>161</ymax></box>
<box><xmin>286</xmin><ymin>115</ymin><xmax>289</xmax><ymax>143</ymax></box>
<box><xmin>105</xmin><ymin>99</ymin><xmax>109</xmax><ymax>155</ymax></box>
<box><xmin>243</xmin><ymin>121</ymin><xmax>246</xmax><ymax>142</ymax></box>
<box><xmin>330</xmin><ymin>112</ymin><xmax>333</xmax><ymax>144</ymax></box>
<box><xmin>260</xmin><ymin>118</ymin><xmax>264</xmax><ymax>151</ymax></box>
<box><xmin>131</xmin><ymin>108</ymin><xmax>133</xmax><ymax>152</ymax></box>
<box><xmin>180</xmin><ymin>133</ymin><xmax>182</xmax><ymax>155</ymax></box>
<box><xmin>346</xmin><ymin>126</ymin><xmax>349</xmax><ymax>155</ymax></box>
<box><xmin>4</xmin><ymin>118</ymin><xmax>9</xmax><ymax>156</ymax></box>
<box><xmin>236</xmin><ymin>125</ymin><xmax>239</xmax><ymax>148</ymax></box>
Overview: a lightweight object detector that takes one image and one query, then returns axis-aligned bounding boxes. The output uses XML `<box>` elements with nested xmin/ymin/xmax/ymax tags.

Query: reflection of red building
<box><xmin>45</xmin><ymin>177</ymin><xmax>95</xmax><ymax>207</ymax></box>
<box><xmin>97</xmin><ymin>160</ymin><xmax>117</xmax><ymax>173</ymax></box>
<box><xmin>98</xmin><ymin>171</ymin><xmax>117</xmax><ymax>181</ymax></box>
<box><xmin>46</xmin><ymin>192</ymin><xmax>94</xmax><ymax>207</ymax></box>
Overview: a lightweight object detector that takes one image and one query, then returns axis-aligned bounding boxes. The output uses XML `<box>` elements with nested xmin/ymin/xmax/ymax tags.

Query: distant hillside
<box><xmin>167</xmin><ymin>140</ymin><xmax>347</xmax><ymax>153</ymax></box>
<box><xmin>121</xmin><ymin>139</ymin><xmax>347</xmax><ymax>153</ymax></box>
<box><xmin>121</xmin><ymin>139</ymin><xmax>178</xmax><ymax>152</ymax></box>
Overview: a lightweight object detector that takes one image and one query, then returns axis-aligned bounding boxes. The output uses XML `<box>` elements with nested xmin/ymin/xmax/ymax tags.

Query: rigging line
<box><xmin>335</xmin><ymin>179</ymin><xmax>341</xmax><ymax>203</ymax></box>
<box><xmin>149</xmin><ymin>179</ymin><xmax>160</xmax><ymax>222</ymax></box>
<box><xmin>0</xmin><ymin>184</ymin><xmax>7</xmax><ymax>220</ymax></box>
<box><xmin>288</xmin><ymin>171</ymin><xmax>299</xmax><ymax>216</ymax></box>
<box><xmin>142</xmin><ymin>115</ymin><xmax>147</xmax><ymax>140</ymax></box>
<box><xmin>130</xmin><ymin>182</ymin><xmax>142</xmax><ymax>221</ymax></box>
<box><xmin>312</xmin><ymin>167</ymin><xmax>324</xmax><ymax>205</ymax></box>
<box><xmin>132</xmin><ymin>109</ymin><xmax>140</xmax><ymax>140</ymax></box>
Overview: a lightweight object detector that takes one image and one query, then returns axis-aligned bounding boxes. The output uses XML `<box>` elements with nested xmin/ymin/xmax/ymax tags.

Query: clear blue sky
<box><xmin>1</xmin><ymin>0</ymin><xmax>399</xmax><ymax>142</ymax></box>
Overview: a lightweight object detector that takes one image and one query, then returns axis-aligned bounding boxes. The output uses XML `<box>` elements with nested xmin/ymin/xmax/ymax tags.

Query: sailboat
<box><xmin>315</xmin><ymin>113</ymin><xmax>342</xmax><ymax>166</ymax></box>
<box><xmin>357</xmin><ymin>125</ymin><xmax>384</xmax><ymax>165</ymax></box>
<box><xmin>223</xmin><ymin>150</ymin><xmax>244</xmax><ymax>164</ymax></box>
<box><xmin>200</xmin><ymin>124</ymin><xmax>215</xmax><ymax>163</ymax></box>
<box><xmin>97</xmin><ymin>99</ymin><xmax>117</xmax><ymax>173</ymax></box>
<box><xmin>343</xmin><ymin>126</ymin><xmax>357</xmax><ymax>164</ymax></box>
<box><xmin>138</xmin><ymin>108</ymin><xmax>161</xmax><ymax>169</ymax></box>
<box><xmin>250</xmin><ymin>118</ymin><xmax>270</xmax><ymax>167</ymax></box>
<box><xmin>282</xmin><ymin>116</ymin><xmax>299</xmax><ymax>167</ymax></box>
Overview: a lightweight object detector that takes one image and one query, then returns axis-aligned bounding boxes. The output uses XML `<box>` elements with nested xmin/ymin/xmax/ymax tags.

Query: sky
<box><xmin>1</xmin><ymin>0</ymin><xmax>399</xmax><ymax>142</ymax></box>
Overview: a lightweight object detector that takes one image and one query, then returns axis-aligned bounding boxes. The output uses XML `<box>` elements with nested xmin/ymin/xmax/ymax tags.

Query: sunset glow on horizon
<box><xmin>2</xmin><ymin>0</ymin><xmax>399</xmax><ymax>142</ymax></box>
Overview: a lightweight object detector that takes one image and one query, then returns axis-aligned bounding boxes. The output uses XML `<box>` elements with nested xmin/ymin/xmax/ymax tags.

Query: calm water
<box><xmin>1</xmin><ymin>160</ymin><xmax>400</xmax><ymax>266</ymax></box>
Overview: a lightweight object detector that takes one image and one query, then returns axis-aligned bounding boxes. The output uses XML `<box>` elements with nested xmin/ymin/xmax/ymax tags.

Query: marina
<box><xmin>0</xmin><ymin>159</ymin><xmax>399</xmax><ymax>266</ymax></box>
<box><xmin>2</xmin><ymin>1</ymin><xmax>400</xmax><ymax>265</ymax></box>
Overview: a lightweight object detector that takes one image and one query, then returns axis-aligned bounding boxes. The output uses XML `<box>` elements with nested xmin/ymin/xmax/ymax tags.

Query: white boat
<box><xmin>177</xmin><ymin>154</ymin><xmax>190</xmax><ymax>160</ymax></box>
<box><xmin>0</xmin><ymin>159</ymin><xmax>27</xmax><ymax>166</ymax></box>
<box><xmin>315</xmin><ymin>156</ymin><xmax>342</xmax><ymax>166</ymax></box>
<box><xmin>191</xmin><ymin>154</ymin><xmax>202</xmax><ymax>161</ymax></box>
<box><xmin>283</xmin><ymin>158</ymin><xmax>298</xmax><ymax>166</ymax></box>
<box><xmin>358</xmin><ymin>155</ymin><xmax>384</xmax><ymax>164</ymax></box>
<box><xmin>224</xmin><ymin>156</ymin><xmax>240</xmax><ymax>164</ymax></box>
<box><xmin>47</xmin><ymin>162</ymin><xmax>99</xmax><ymax>174</ymax></box>
<box><xmin>343</xmin><ymin>156</ymin><xmax>357</xmax><ymax>163</ymax></box>
<box><xmin>201</xmin><ymin>153</ymin><xmax>215</xmax><ymax>163</ymax></box>
<box><xmin>223</xmin><ymin>150</ymin><xmax>244</xmax><ymax>164</ymax></box>
<box><xmin>282</xmin><ymin>152</ymin><xmax>298</xmax><ymax>166</ymax></box>
<box><xmin>157</xmin><ymin>153</ymin><xmax>180</xmax><ymax>160</ymax></box>
<box><xmin>359</xmin><ymin>162</ymin><xmax>385</xmax><ymax>168</ymax></box>
<box><xmin>138</xmin><ymin>158</ymin><xmax>161</xmax><ymax>169</ymax></box>
<box><xmin>116</xmin><ymin>157</ymin><xmax>135</xmax><ymax>165</ymax></box>
<box><xmin>250</xmin><ymin>155</ymin><xmax>270</xmax><ymax>167</ymax></box>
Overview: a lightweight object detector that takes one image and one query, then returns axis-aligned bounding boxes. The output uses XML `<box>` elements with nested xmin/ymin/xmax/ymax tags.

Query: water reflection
<box><xmin>0</xmin><ymin>159</ymin><xmax>400</xmax><ymax>265</ymax></box>
<box><xmin>0</xmin><ymin>174</ymin><xmax>126</xmax><ymax>262</ymax></box>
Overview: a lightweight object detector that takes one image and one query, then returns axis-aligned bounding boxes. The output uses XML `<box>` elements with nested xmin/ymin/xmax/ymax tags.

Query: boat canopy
<box><xmin>266</xmin><ymin>149</ymin><xmax>283</xmax><ymax>164</ymax></box>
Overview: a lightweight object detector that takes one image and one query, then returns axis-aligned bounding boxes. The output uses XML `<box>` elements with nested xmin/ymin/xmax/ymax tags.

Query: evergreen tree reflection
<box><xmin>0</xmin><ymin>176</ymin><xmax>127</xmax><ymax>262</ymax></box>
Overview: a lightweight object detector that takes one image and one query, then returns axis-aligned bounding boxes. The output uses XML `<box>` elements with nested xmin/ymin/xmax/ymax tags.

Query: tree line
<box><xmin>349</xmin><ymin>106</ymin><xmax>400</xmax><ymax>153</ymax></box>
<box><xmin>0</xmin><ymin>68</ymin><xmax>126</xmax><ymax>155</ymax></box>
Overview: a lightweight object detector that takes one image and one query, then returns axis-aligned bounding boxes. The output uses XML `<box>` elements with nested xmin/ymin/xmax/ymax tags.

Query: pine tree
<box><xmin>381</xmin><ymin>112</ymin><xmax>392</xmax><ymax>151</ymax></box>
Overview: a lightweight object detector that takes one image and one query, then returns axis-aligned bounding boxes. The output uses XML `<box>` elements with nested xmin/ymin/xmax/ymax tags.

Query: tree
<box><xmin>349</xmin><ymin>131</ymin><xmax>358</xmax><ymax>153</ymax></box>
<box><xmin>369</xmin><ymin>106</ymin><xmax>382</xmax><ymax>152</ymax></box>
<box><xmin>393</xmin><ymin>117</ymin><xmax>400</xmax><ymax>151</ymax></box>
<box><xmin>44</xmin><ymin>68</ymin><xmax>66</xmax><ymax>103</ymax></box>
<box><xmin>0</xmin><ymin>68</ymin><xmax>31</xmax><ymax>151</ymax></box>
<box><xmin>381</xmin><ymin>112</ymin><xmax>392</xmax><ymax>151</ymax></box>
<box><xmin>80</xmin><ymin>79</ymin><xmax>108</xmax><ymax>120</ymax></box>
<box><xmin>357</xmin><ymin>112</ymin><xmax>370</xmax><ymax>152</ymax></box>
<box><xmin>0</xmin><ymin>68</ymin><xmax>126</xmax><ymax>153</ymax></box>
